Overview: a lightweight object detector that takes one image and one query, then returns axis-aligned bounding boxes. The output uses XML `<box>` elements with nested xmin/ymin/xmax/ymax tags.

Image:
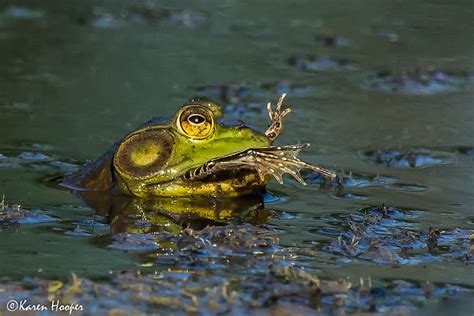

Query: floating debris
<box><xmin>30</xmin><ymin>143</ymin><xmax>55</xmax><ymax>151</ymax></box>
<box><xmin>368</xmin><ymin>19</ymin><xmax>405</xmax><ymax>43</ymax></box>
<box><xmin>305</xmin><ymin>171</ymin><xmax>427</xmax><ymax>199</ymax></box>
<box><xmin>0</xmin><ymin>150</ymin><xmax>80</xmax><ymax>173</ymax></box>
<box><xmin>175</xmin><ymin>224</ymin><xmax>279</xmax><ymax>259</ymax></box>
<box><xmin>0</xmin><ymin>204</ymin><xmax>471</xmax><ymax>313</ymax></box>
<box><xmin>307</xmin><ymin>171</ymin><xmax>392</xmax><ymax>188</ymax></box>
<box><xmin>0</xmin><ymin>224</ymin><xmax>470</xmax><ymax>314</ymax></box>
<box><xmin>455</xmin><ymin>146</ymin><xmax>474</xmax><ymax>157</ymax></box>
<box><xmin>109</xmin><ymin>233</ymin><xmax>161</xmax><ymax>251</ymax></box>
<box><xmin>0</xmin><ymin>101</ymin><xmax>31</xmax><ymax>111</ymax></box>
<box><xmin>194</xmin><ymin>81</ymin><xmax>315</xmax><ymax>118</ymax></box>
<box><xmin>0</xmin><ymin>196</ymin><xmax>56</xmax><ymax>228</ymax></box>
<box><xmin>65</xmin><ymin>226</ymin><xmax>94</xmax><ymax>237</ymax></box>
<box><xmin>0</xmin><ymin>6</ymin><xmax>44</xmax><ymax>19</ymax></box>
<box><xmin>87</xmin><ymin>6</ymin><xmax>205</xmax><ymax>29</ymax></box>
<box><xmin>364</xmin><ymin>148</ymin><xmax>448</xmax><ymax>168</ymax></box>
<box><xmin>372</xmin><ymin>27</ymin><xmax>400</xmax><ymax>43</ymax></box>
<box><xmin>18</xmin><ymin>152</ymin><xmax>51</xmax><ymax>161</ymax></box>
<box><xmin>362</xmin><ymin>67</ymin><xmax>469</xmax><ymax>94</ymax></box>
<box><xmin>334</xmin><ymin>192</ymin><xmax>369</xmax><ymax>201</ymax></box>
<box><xmin>72</xmin><ymin>219</ymin><xmax>109</xmax><ymax>228</ymax></box>
<box><xmin>0</xmin><ymin>154</ymin><xmax>21</xmax><ymax>168</ymax></box>
<box><xmin>319</xmin><ymin>205</ymin><xmax>473</xmax><ymax>265</ymax></box>
<box><xmin>91</xmin><ymin>12</ymin><xmax>123</xmax><ymax>29</ymax></box>
<box><xmin>259</xmin><ymin>80</ymin><xmax>315</xmax><ymax>97</ymax></box>
<box><xmin>195</xmin><ymin>81</ymin><xmax>315</xmax><ymax>101</ymax></box>
<box><xmin>154</xmin><ymin>8</ymin><xmax>205</xmax><ymax>27</ymax></box>
<box><xmin>288</xmin><ymin>55</ymin><xmax>359</xmax><ymax>72</ymax></box>
<box><xmin>315</xmin><ymin>32</ymin><xmax>352</xmax><ymax>47</ymax></box>
<box><xmin>194</xmin><ymin>83</ymin><xmax>256</xmax><ymax>104</ymax></box>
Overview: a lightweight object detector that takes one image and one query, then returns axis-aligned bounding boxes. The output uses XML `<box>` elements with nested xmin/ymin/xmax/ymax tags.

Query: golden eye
<box><xmin>178</xmin><ymin>106</ymin><xmax>214</xmax><ymax>139</ymax></box>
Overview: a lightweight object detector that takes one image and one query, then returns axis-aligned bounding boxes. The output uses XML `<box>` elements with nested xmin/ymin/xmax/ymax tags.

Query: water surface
<box><xmin>0</xmin><ymin>0</ymin><xmax>473</xmax><ymax>314</ymax></box>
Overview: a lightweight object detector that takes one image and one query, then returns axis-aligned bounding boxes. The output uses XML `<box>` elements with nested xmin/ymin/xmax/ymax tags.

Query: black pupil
<box><xmin>188</xmin><ymin>114</ymin><xmax>205</xmax><ymax>124</ymax></box>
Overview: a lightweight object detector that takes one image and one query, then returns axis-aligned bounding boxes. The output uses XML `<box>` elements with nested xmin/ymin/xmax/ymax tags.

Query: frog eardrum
<box><xmin>114</xmin><ymin>128</ymin><xmax>174</xmax><ymax>179</ymax></box>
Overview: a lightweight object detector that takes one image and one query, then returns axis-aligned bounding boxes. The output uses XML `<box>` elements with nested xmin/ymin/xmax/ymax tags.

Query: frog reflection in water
<box><xmin>61</xmin><ymin>94</ymin><xmax>335</xmax><ymax>231</ymax></box>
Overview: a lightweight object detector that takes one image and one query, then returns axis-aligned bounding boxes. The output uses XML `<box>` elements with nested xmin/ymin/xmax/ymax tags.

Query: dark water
<box><xmin>0</xmin><ymin>0</ymin><xmax>473</xmax><ymax>314</ymax></box>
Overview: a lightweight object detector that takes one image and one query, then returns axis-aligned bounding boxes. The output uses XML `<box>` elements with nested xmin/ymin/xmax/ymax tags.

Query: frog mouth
<box><xmin>181</xmin><ymin>143</ymin><xmax>336</xmax><ymax>185</ymax></box>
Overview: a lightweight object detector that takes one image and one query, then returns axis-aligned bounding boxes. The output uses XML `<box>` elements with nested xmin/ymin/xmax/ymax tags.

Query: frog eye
<box><xmin>177</xmin><ymin>106</ymin><xmax>214</xmax><ymax>139</ymax></box>
<box><xmin>114</xmin><ymin>128</ymin><xmax>174</xmax><ymax>178</ymax></box>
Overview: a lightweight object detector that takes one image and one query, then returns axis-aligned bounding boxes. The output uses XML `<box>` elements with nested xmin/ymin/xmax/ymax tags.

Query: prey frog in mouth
<box><xmin>61</xmin><ymin>94</ymin><xmax>335</xmax><ymax>197</ymax></box>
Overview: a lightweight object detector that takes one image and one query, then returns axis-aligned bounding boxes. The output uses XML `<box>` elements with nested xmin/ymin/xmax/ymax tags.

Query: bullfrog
<box><xmin>61</xmin><ymin>94</ymin><xmax>335</xmax><ymax>198</ymax></box>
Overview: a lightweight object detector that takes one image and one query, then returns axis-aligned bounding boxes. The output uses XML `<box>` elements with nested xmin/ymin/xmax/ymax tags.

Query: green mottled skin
<box><xmin>62</xmin><ymin>99</ymin><xmax>271</xmax><ymax>197</ymax></box>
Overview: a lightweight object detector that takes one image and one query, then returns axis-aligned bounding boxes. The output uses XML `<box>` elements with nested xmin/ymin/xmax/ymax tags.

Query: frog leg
<box><xmin>182</xmin><ymin>144</ymin><xmax>336</xmax><ymax>185</ymax></box>
<box><xmin>265</xmin><ymin>93</ymin><xmax>292</xmax><ymax>143</ymax></box>
<box><xmin>230</xmin><ymin>144</ymin><xmax>336</xmax><ymax>184</ymax></box>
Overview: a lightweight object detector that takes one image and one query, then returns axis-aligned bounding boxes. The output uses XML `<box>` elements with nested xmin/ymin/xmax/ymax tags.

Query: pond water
<box><xmin>0</xmin><ymin>0</ymin><xmax>473</xmax><ymax>314</ymax></box>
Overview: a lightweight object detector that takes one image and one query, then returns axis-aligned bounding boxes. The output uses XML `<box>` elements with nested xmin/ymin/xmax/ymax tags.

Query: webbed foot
<box><xmin>265</xmin><ymin>93</ymin><xmax>292</xmax><ymax>143</ymax></box>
